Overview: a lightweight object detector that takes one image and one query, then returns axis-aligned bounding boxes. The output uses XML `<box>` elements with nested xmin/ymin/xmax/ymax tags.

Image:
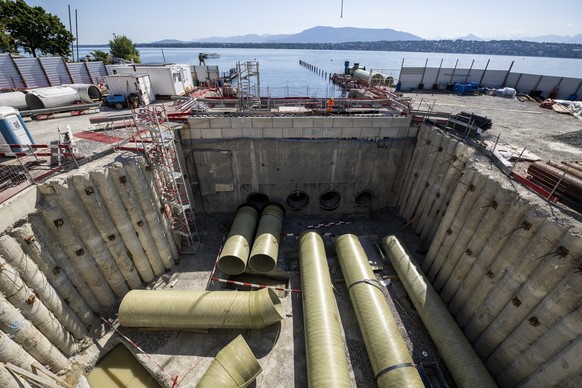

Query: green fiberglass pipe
<box><xmin>197</xmin><ymin>335</ymin><xmax>262</xmax><ymax>388</ymax></box>
<box><xmin>335</xmin><ymin>234</ymin><xmax>424</xmax><ymax>388</ymax></box>
<box><xmin>218</xmin><ymin>205</ymin><xmax>259</xmax><ymax>275</ymax></box>
<box><xmin>382</xmin><ymin>235</ymin><xmax>497</xmax><ymax>388</ymax></box>
<box><xmin>118</xmin><ymin>288</ymin><xmax>285</xmax><ymax>330</ymax></box>
<box><xmin>249</xmin><ymin>203</ymin><xmax>285</xmax><ymax>273</ymax></box>
<box><xmin>299</xmin><ymin>231</ymin><xmax>351</xmax><ymax>388</ymax></box>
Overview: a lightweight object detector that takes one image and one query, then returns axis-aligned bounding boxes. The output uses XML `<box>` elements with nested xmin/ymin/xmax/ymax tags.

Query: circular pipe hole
<box><xmin>246</xmin><ymin>192</ymin><xmax>270</xmax><ymax>211</ymax></box>
<box><xmin>286</xmin><ymin>191</ymin><xmax>310</xmax><ymax>211</ymax></box>
<box><xmin>355</xmin><ymin>189</ymin><xmax>375</xmax><ymax>207</ymax></box>
<box><xmin>319</xmin><ymin>190</ymin><xmax>342</xmax><ymax>211</ymax></box>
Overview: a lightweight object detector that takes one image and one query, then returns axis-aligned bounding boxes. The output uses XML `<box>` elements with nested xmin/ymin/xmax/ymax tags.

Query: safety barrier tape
<box><xmin>210</xmin><ymin>276</ymin><xmax>301</xmax><ymax>294</ymax></box>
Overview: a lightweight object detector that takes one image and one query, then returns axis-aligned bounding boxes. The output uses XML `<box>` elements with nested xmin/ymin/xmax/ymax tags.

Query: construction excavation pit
<box><xmin>0</xmin><ymin>105</ymin><xmax>581</xmax><ymax>388</ymax></box>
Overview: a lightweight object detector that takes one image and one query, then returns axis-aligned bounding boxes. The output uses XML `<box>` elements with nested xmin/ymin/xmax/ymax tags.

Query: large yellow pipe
<box><xmin>218</xmin><ymin>205</ymin><xmax>259</xmax><ymax>275</ymax></box>
<box><xmin>382</xmin><ymin>235</ymin><xmax>497</xmax><ymax>388</ymax></box>
<box><xmin>249</xmin><ymin>203</ymin><xmax>284</xmax><ymax>273</ymax></box>
<box><xmin>335</xmin><ymin>234</ymin><xmax>424</xmax><ymax>388</ymax></box>
<box><xmin>299</xmin><ymin>232</ymin><xmax>351</xmax><ymax>388</ymax></box>
<box><xmin>118</xmin><ymin>288</ymin><xmax>285</xmax><ymax>330</ymax></box>
<box><xmin>198</xmin><ymin>335</ymin><xmax>262</xmax><ymax>387</ymax></box>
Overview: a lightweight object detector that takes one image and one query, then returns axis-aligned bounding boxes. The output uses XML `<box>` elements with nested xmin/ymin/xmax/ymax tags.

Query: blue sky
<box><xmin>24</xmin><ymin>0</ymin><xmax>582</xmax><ymax>44</ymax></box>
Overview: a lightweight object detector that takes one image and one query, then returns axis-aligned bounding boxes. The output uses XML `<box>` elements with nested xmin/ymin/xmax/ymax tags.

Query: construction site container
<box><xmin>103</xmin><ymin>74</ymin><xmax>155</xmax><ymax>106</ymax></box>
<box><xmin>106</xmin><ymin>64</ymin><xmax>194</xmax><ymax>96</ymax></box>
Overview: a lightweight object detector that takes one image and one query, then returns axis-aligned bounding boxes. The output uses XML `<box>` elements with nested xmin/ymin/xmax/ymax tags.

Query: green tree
<box><xmin>1</xmin><ymin>0</ymin><xmax>73</xmax><ymax>57</ymax></box>
<box><xmin>90</xmin><ymin>49</ymin><xmax>112</xmax><ymax>63</ymax></box>
<box><xmin>109</xmin><ymin>34</ymin><xmax>141</xmax><ymax>63</ymax></box>
<box><xmin>0</xmin><ymin>23</ymin><xmax>17</xmax><ymax>53</ymax></box>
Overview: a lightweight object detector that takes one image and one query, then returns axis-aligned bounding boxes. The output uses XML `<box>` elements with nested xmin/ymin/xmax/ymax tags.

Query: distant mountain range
<box><xmin>153</xmin><ymin>26</ymin><xmax>423</xmax><ymax>44</ymax></box>
<box><xmin>150</xmin><ymin>26</ymin><xmax>582</xmax><ymax>45</ymax></box>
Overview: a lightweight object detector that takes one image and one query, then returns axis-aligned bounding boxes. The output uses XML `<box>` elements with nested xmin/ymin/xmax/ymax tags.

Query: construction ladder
<box><xmin>131</xmin><ymin>105</ymin><xmax>200</xmax><ymax>253</ymax></box>
<box><xmin>236</xmin><ymin>61</ymin><xmax>261</xmax><ymax>111</ymax></box>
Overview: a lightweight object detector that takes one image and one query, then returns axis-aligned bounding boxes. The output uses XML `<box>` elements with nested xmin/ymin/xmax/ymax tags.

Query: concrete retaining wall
<box><xmin>182</xmin><ymin>115</ymin><xmax>414</xmax><ymax>213</ymax></box>
<box><xmin>398</xmin><ymin>124</ymin><xmax>582</xmax><ymax>386</ymax></box>
<box><xmin>0</xmin><ymin>153</ymin><xmax>178</xmax><ymax>371</ymax></box>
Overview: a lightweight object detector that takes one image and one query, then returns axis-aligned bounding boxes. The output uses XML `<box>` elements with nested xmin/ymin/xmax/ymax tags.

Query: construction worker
<box><xmin>326</xmin><ymin>97</ymin><xmax>335</xmax><ymax>114</ymax></box>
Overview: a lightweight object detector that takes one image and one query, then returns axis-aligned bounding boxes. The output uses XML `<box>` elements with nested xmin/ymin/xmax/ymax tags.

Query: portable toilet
<box><xmin>0</xmin><ymin>106</ymin><xmax>34</xmax><ymax>153</ymax></box>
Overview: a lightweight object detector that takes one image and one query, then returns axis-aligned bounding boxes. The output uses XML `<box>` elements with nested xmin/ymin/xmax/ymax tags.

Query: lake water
<box><xmin>78</xmin><ymin>47</ymin><xmax>582</xmax><ymax>98</ymax></box>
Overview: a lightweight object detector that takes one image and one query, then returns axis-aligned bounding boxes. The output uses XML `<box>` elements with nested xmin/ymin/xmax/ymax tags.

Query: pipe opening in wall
<box><xmin>355</xmin><ymin>190</ymin><xmax>375</xmax><ymax>207</ymax></box>
<box><xmin>246</xmin><ymin>192</ymin><xmax>270</xmax><ymax>211</ymax></box>
<box><xmin>287</xmin><ymin>190</ymin><xmax>310</xmax><ymax>211</ymax></box>
<box><xmin>319</xmin><ymin>190</ymin><xmax>342</xmax><ymax>210</ymax></box>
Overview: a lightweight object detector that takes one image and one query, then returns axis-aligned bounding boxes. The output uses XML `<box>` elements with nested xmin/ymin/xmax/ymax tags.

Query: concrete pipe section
<box><xmin>299</xmin><ymin>231</ymin><xmax>351</xmax><ymax>388</ymax></box>
<box><xmin>118</xmin><ymin>288</ymin><xmax>285</xmax><ymax>330</ymax></box>
<box><xmin>335</xmin><ymin>234</ymin><xmax>424</xmax><ymax>388</ymax></box>
<box><xmin>0</xmin><ymin>91</ymin><xmax>28</xmax><ymax>110</ymax></box>
<box><xmin>61</xmin><ymin>84</ymin><xmax>102</xmax><ymax>103</ymax></box>
<box><xmin>218</xmin><ymin>204</ymin><xmax>259</xmax><ymax>274</ymax></box>
<box><xmin>198</xmin><ymin>335</ymin><xmax>262</xmax><ymax>387</ymax></box>
<box><xmin>382</xmin><ymin>235</ymin><xmax>497</xmax><ymax>388</ymax></box>
<box><xmin>249</xmin><ymin>203</ymin><xmax>285</xmax><ymax>273</ymax></box>
<box><xmin>24</xmin><ymin>86</ymin><xmax>82</xmax><ymax>110</ymax></box>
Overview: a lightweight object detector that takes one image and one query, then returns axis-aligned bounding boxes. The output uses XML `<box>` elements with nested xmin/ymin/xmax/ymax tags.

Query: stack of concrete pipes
<box><xmin>218</xmin><ymin>202</ymin><xmax>285</xmax><ymax>275</ymax></box>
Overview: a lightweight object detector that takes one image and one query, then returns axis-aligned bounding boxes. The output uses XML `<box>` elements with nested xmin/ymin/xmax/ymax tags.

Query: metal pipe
<box><xmin>547</xmin><ymin>160</ymin><xmax>582</xmax><ymax>180</ymax></box>
<box><xmin>336</xmin><ymin>234</ymin><xmax>424</xmax><ymax>387</ymax></box>
<box><xmin>299</xmin><ymin>231</ymin><xmax>351</xmax><ymax>388</ymax></box>
<box><xmin>218</xmin><ymin>205</ymin><xmax>259</xmax><ymax>275</ymax></box>
<box><xmin>249</xmin><ymin>203</ymin><xmax>284</xmax><ymax>273</ymax></box>
<box><xmin>118</xmin><ymin>288</ymin><xmax>285</xmax><ymax>330</ymax></box>
<box><xmin>382</xmin><ymin>235</ymin><xmax>496</xmax><ymax>388</ymax></box>
<box><xmin>198</xmin><ymin>335</ymin><xmax>262</xmax><ymax>387</ymax></box>
<box><xmin>528</xmin><ymin>161</ymin><xmax>582</xmax><ymax>201</ymax></box>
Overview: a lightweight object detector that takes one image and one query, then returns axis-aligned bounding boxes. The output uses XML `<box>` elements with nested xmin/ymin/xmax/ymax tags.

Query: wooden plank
<box><xmin>5</xmin><ymin>363</ymin><xmax>65</xmax><ymax>388</ymax></box>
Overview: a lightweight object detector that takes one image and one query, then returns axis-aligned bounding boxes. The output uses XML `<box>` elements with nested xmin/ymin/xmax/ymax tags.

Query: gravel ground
<box><xmin>404</xmin><ymin>92</ymin><xmax>582</xmax><ymax>162</ymax></box>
